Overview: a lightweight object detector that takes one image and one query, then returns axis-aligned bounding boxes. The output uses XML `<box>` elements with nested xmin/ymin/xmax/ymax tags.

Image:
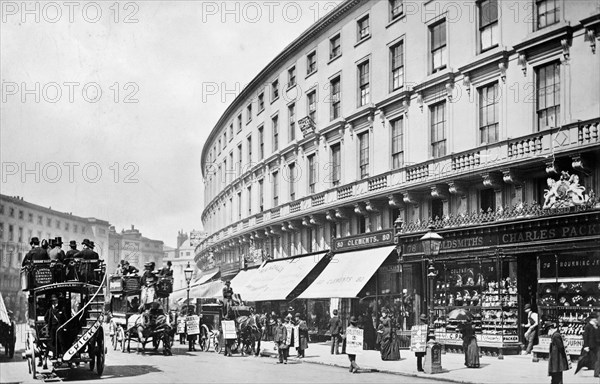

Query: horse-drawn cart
<box><xmin>21</xmin><ymin>259</ymin><xmax>107</xmax><ymax>381</ymax></box>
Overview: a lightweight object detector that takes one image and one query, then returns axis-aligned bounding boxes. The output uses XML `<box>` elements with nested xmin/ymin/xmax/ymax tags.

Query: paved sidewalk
<box><xmin>258</xmin><ymin>341</ymin><xmax>598</xmax><ymax>384</ymax></box>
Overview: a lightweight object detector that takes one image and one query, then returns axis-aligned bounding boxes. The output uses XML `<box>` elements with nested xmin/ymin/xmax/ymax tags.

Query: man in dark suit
<box><xmin>49</xmin><ymin>237</ymin><xmax>66</xmax><ymax>282</ymax></box>
<box><xmin>43</xmin><ymin>295</ymin><xmax>67</xmax><ymax>368</ymax></box>
<box><xmin>222</xmin><ymin>281</ymin><xmax>234</xmax><ymax>319</ymax></box>
<box><xmin>329</xmin><ymin>309</ymin><xmax>342</xmax><ymax>355</ymax></box>
<box><xmin>64</xmin><ymin>241</ymin><xmax>79</xmax><ymax>280</ymax></box>
<box><xmin>22</xmin><ymin>237</ymin><xmax>49</xmax><ymax>266</ymax></box>
<box><xmin>121</xmin><ymin>260</ymin><xmax>139</xmax><ymax>275</ymax></box>
<box><xmin>583</xmin><ymin>312</ymin><xmax>600</xmax><ymax>377</ymax></box>
<box><xmin>76</xmin><ymin>239</ymin><xmax>99</xmax><ymax>283</ymax></box>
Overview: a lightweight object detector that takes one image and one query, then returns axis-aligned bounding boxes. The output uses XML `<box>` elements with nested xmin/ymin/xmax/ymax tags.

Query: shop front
<box><xmin>298</xmin><ymin>229</ymin><xmax>419</xmax><ymax>349</ymax></box>
<box><xmin>399</xmin><ymin>207</ymin><xmax>600</xmax><ymax>357</ymax></box>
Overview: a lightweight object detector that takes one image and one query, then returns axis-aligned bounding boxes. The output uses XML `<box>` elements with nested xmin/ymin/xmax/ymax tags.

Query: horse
<box><xmin>126</xmin><ymin>310</ymin><xmax>173</xmax><ymax>356</ymax></box>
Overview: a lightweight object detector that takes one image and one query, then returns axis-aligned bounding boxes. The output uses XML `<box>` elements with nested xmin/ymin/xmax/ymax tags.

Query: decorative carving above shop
<box><xmin>543</xmin><ymin>171</ymin><xmax>592</xmax><ymax>209</ymax></box>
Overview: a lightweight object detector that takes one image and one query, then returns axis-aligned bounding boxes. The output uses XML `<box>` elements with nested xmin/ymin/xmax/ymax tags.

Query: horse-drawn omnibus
<box><xmin>21</xmin><ymin>258</ymin><xmax>107</xmax><ymax>381</ymax></box>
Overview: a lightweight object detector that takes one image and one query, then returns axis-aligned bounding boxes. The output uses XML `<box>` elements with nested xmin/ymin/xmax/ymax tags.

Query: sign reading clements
<box><xmin>334</xmin><ymin>230</ymin><xmax>394</xmax><ymax>252</ymax></box>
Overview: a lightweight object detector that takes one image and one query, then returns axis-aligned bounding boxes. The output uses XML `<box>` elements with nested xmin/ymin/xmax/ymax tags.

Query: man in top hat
<box><xmin>222</xmin><ymin>281</ymin><xmax>234</xmax><ymax>319</ymax></box>
<box><xmin>48</xmin><ymin>237</ymin><xmax>66</xmax><ymax>282</ymax></box>
<box><xmin>522</xmin><ymin>303</ymin><xmax>539</xmax><ymax>355</ymax></box>
<box><xmin>140</xmin><ymin>262</ymin><xmax>157</xmax><ymax>309</ymax></box>
<box><xmin>295</xmin><ymin>313</ymin><xmax>309</xmax><ymax>358</ymax></box>
<box><xmin>121</xmin><ymin>260</ymin><xmax>139</xmax><ymax>276</ymax></box>
<box><xmin>63</xmin><ymin>241</ymin><xmax>79</xmax><ymax>280</ymax></box>
<box><xmin>43</xmin><ymin>294</ymin><xmax>67</xmax><ymax>368</ymax></box>
<box><xmin>158</xmin><ymin>261</ymin><xmax>173</xmax><ymax>277</ymax></box>
<box><xmin>22</xmin><ymin>237</ymin><xmax>50</xmax><ymax>266</ymax></box>
<box><xmin>76</xmin><ymin>239</ymin><xmax>99</xmax><ymax>283</ymax></box>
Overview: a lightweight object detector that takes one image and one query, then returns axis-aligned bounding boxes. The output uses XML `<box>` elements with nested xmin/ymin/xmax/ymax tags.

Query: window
<box><xmin>38</xmin><ymin>215</ymin><xmax>42</xmax><ymax>225</ymax></box>
<box><xmin>258</xmin><ymin>179</ymin><xmax>264</xmax><ymax>212</ymax></box>
<box><xmin>247</xmin><ymin>186</ymin><xmax>252</xmax><ymax>215</ymax></box>
<box><xmin>358</xmin><ymin>60</ymin><xmax>370</xmax><ymax>106</ymax></box>
<box><xmin>8</xmin><ymin>224</ymin><xmax>14</xmax><ymax>241</ymax></box>
<box><xmin>390</xmin><ymin>0</ymin><xmax>403</xmax><ymax>20</ymax></box>
<box><xmin>272</xmin><ymin>115</ymin><xmax>279</xmax><ymax>151</ymax></box>
<box><xmin>479</xmin><ymin>0</ymin><xmax>498</xmax><ymax>51</ymax></box>
<box><xmin>18</xmin><ymin>210</ymin><xmax>24</xmax><ymax>219</ymax></box>
<box><xmin>247</xmin><ymin>135</ymin><xmax>253</xmax><ymax>163</ymax></box>
<box><xmin>0</xmin><ymin>204</ymin><xmax>3</xmax><ymax>214</ymax></box>
<box><xmin>229</xmin><ymin>124</ymin><xmax>234</xmax><ymax>140</ymax></box>
<box><xmin>271</xmin><ymin>79</ymin><xmax>279</xmax><ymax>101</ymax></box>
<box><xmin>28</xmin><ymin>213</ymin><xmax>33</xmax><ymax>223</ymax></box>
<box><xmin>390</xmin><ymin>41</ymin><xmax>404</xmax><ymax>90</ymax></box>
<box><xmin>287</xmin><ymin>66</ymin><xmax>296</xmax><ymax>87</ymax></box>
<box><xmin>308</xmin><ymin>154</ymin><xmax>317</xmax><ymax>193</ymax></box>
<box><xmin>307</xmin><ymin>90</ymin><xmax>317</xmax><ymax>122</ymax></box>
<box><xmin>288</xmin><ymin>103</ymin><xmax>295</xmax><ymax>141</ymax></box>
<box><xmin>536</xmin><ymin>0</ymin><xmax>559</xmax><ymax>30</ymax></box>
<box><xmin>357</xmin><ymin>15</ymin><xmax>370</xmax><ymax>40</ymax></box>
<box><xmin>479</xmin><ymin>83</ymin><xmax>499</xmax><ymax>143</ymax></box>
<box><xmin>431</xmin><ymin>102</ymin><xmax>447</xmax><ymax>158</ymax></box>
<box><xmin>237</xmin><ymin>144</ymin><xmax>243</xmax><ymax>171</ymax></box>
<box><xmin>246</xmin><ymin>104</ymin><xmax>252</xmax><ymax>123</ymax></box>
<box><xmin>258</xmin><ymin>126</ymin><xmax>264</xmax><ymax>160</ymax></box>
<box><xmin>358</xmin><ymin>216</ymin><xmax>367</xmax><ymax>234</ymax></box>
<box><xmin>358</xmin><ymin>131</ymin><xmax>369</xmax><ymax>178</ymax></box>
<box><xmin>306</xmin><ymin>51</ymin><xmax>317</xmax><ymax>75</ymax></box>
<box><xmin>229</xmin><ymin>152</ymin><xmax>234</xmax><ymax>179</ymax></box>
<box><xmin>47</xmin><ymin>218</ymin><xmax>51</xmax><ymax>227</ymax></box>
<box><xmin>536</xmin><ymin>62</ymin><xmax>560</xmax><ymax>131</ymax></box>
<box><xmin>218</xmin><ymin>139</ymin><xmax>222</xmax><ymax>153</ymax></box>
<box><xmin>223</xmin><ymin>130</ymin><xmax>227</xmax><ymax>145</ymax></box>
<box><xmin>430</xmin><ymin>20</ymin><xmax>447</xmax><ymax>73</ymax></box>
<box><xmin>391</xmin><ymin>118</ymin><xmax>404</xmax><ymax>169</ymax></box>
<box><xmin>331</xmin><ymin>143</ymin><xmax>341</xmax><ymax>186</ymax></box>
<box><xmin>288</xmin><ymin>163</ymin><xmax>296</xmax><ymax>201</ymax></box>
<box><xmin>330</xmin><ymin>34</ymin><xmax>341</xmax><ymax>59</ymax></box>
<box><xmin>330</xmin><ymin>77</ymin><xmax>341</xmax><ymax>120</ymax></box>
<box><xmin>237</xmin><ymin>114</ymin><xmax>243</xmax><ymax>133</ymax></box>
<box><xmin>258</xmin><ymin>92</ymin><xmax>265</xmax><ymax>112</ymax></box>
<box><xmin>432</xmin><ymin>199</ymin><xmax>444</xmax><ymax>220</ymax></box>
<box><xmin>237</xmin><ymin>191</ymin><xmax>242</xmax><ymax>220</ymax></box>
<box><xmin>480</xmin><ymin>189</ymin><xmax>496</xmax><ymax>212</ymax></box>
<box><xmin>272</xmin><ymin>171</ymin><xmax>279</xmax><ymax>206</ymax></box>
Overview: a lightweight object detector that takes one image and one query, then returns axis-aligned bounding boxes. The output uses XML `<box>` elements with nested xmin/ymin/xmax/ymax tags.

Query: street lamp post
<box><xmin>420</xmin><ymin>225</ymin><xmax>443</xmax><ymax>338</ymax></box>
<box><xmin>184</xmin><ymin>262</ymin><xmax>194</xmax><ymax>314</ymax></box>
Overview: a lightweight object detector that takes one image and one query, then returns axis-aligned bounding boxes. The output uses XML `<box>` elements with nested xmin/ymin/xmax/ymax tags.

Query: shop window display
<box><xmin>431</xmin><ymin>257</ymin><xmax>520</xmax><ymax>354</ymax></box>
<box><xmin>534</xmin><ymin>252</ymin><xmax>600</xmax><ymax>357</ymax></box>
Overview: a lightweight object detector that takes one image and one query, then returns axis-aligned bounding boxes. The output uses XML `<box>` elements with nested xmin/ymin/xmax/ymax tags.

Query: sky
<box><xmin>0</xmin><ymin>0</ymin><xmax>342</xmax><ymax>247</ymax></box>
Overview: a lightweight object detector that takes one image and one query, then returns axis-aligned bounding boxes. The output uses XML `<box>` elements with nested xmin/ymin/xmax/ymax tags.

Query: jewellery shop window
<box><xmin>536</xmin><ymin>252</ymin><xmax>600</xmax><ymax>356</ymax></box>
<box><xmin>432</xmin><ymin>257</ymin><xmax>519</xmax><ymax>347</ymax></box>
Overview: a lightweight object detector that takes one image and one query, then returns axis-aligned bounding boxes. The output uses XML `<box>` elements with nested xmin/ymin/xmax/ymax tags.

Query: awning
<box><xmin>252</xmin><ymin>252</ymin><xmax>327</xmax><ymax>301</ymax></box>
<box><xmin>298</xmin><ymin>246</ymin><xmax>396</xmax><ymax>299</ymax></box>
<box><xmin>194</xmin><ymin>280</ymin><xmax>224</xmax><ymax>299</ymax></box>
<box><xmin>0</xmin><ymin>292</ymin><xmax>10</xmax><ymax>325</ymax></box>
<box><xmin>192</xmin><ymin>268</ymin><xmax>220</xmax><ymax>286</ymax></box>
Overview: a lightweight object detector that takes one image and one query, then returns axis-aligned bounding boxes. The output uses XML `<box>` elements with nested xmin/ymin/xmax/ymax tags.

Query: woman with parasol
<box><xmin>450</xmin><ymin>309</ymin><xmax>479</xmax><ymax>368</ymax></box>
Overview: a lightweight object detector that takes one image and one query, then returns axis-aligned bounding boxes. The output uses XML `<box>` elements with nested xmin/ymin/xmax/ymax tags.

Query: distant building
<box><xmin>108</xmin><ymin>225</ymin><xmax>164</xmax><ymax>277</ymax></box>
<box><xmin>0</xmin><ymin>194</ymin><xmax>110</xmax><ymax>321</ymax></box>
<box><xmin>163</xmin><ymin>230</ymin><xmax>207</xmax><ymax>291</ymax></box>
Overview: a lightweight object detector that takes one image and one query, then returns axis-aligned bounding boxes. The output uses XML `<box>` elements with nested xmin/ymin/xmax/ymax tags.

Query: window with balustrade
<box><xmin>308</xmin><ymin>154</ymin><xmax>317</xmax><ymax>194</ymax></box>
<box><xmin>359</xmin><ymin>131</ymin><xmax>369</xmax><ymax>179</ymax></box>
<box><xmin>330</xmin><ymin>77</ymin><xmax>341</xmax><ymax>120</ymax></box>
<box><xmin>331</xmin><ymin>143</ymin><xmax>341</xmax><ymax>186</ymax></box>
<box><xmin>390</xmin><ymin>41</ymin><xmax>404</xmax><ymax>91</ymax></box>
<box><xmin>430</xmin><ymin>102</ymin><xmax>447</xmax><ymax>158</ymax></box>
<box><xmin>272</xmin><ymin>171</ymin><xmax>279</xmax><ymax>206</ymax></box>
<box><xmin>391</xmin><ymin>117</ymin><xmax>404</xmax><ymax>169</ymax></box>
<box><xmin>536</xmin><ymin>62</ymin><xmax>560</xmax><ymax>131</ymax></box>
<box><xmin>289</xmin><ymin>163</ymin><xmax>296</xmax><ymax>201</ymax></box>
<box><xmin>479</xmin><ymin>82</ymin><xmax>499</xmax><ymax>144</ymax></box>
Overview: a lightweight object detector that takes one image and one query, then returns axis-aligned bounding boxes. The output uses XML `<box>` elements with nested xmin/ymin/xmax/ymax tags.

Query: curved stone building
<box><xmin>196</xmin><ymin>0</ymin><xmax>600</xmax><ymax>353</ymax></box>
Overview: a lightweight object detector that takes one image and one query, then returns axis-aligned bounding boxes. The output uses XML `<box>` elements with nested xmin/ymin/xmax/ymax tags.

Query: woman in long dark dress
<box><xmin>459</xmin><ymin>320</ymin><xmax>480</xmax><ymax>368</ymax></box>
<box><xmin>376</xmin><ymin>308</ymin><xmax>400</xmax><ymax>360</ymax></box>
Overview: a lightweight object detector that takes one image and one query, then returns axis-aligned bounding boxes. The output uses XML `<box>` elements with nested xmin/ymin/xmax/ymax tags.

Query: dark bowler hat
<box><xmin>294</xmin><ymin>313</ymin><xmax>301</xmax><ymax>318</ymax></box>
<box><xmin>49</xmin><ymin>238</ymin><xmax>56</xmax><ymax>247</ymax></box>
<box><xmin>420</xmin><ymin>314</ymin><xmax>428</xmax><ymax>322</ymax></box>
<box><xmin>349</xmin><ymin>316</ymin><xmax>358</xmax><ymax>325</ymax></box>
<box><xmin>54</xmin><ymin>237</ymin><xmax>63</xmax><ymax>246</ymax></box>
<box><xmin>225</xmin><ymin>280</ymin><xmax>231</xmax><ymax>285</ymax></box>
<box><xmin>82</xmin><ymin>239</ymin><xmax>94</xmax><ymax>248</ymax></box>
<box><xmin>30</xmin><ymin>237</ymin><xmax>40</xmax><ymax>245</ymax></box>
<box><xmin>524</xmin><ymin>304</ymin><xmax>532</xmax><ymax>311</ymax></box>
<box><xmin>51</xmin><ymin>294</ymin><xmax>59</xmax><ymax>302</ymax></box>
<box><xmin>69</xmin><ymin>240</ymin><xmax>77</xmax><ymax>247</ymax></box>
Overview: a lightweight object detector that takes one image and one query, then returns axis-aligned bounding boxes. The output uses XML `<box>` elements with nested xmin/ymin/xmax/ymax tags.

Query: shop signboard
<box><xmin>534</xmin><ymin>335</ymin><xmax>583</xmax><ymax>355</ymax></box>
<box><xmin>222</xmin><ymin>320</ymin><xmax>237</xmax><ymax>339</ymax></box>
<box><xmin>410</xmin><ymin>325</ymin><xmax>428</xmax><ymax>352</ymax></box>
<box><xmin>333</xmin><ymin>230</ymin><xmax>394</xmax><ymax>252</ymax></box>
<box><xmin>345</xmin><ymin>327</ymin><xmax>363</xmax><ymax>355</ymax></box>
<box><xmin>539</xmin><ymin>253</ymin><xmax>600</xmax><ymax>278</ymax></box>
<box><xmin>186</xmin><ymin>315</ymin><xmax>200</xmax><ymax>335</ymax></box>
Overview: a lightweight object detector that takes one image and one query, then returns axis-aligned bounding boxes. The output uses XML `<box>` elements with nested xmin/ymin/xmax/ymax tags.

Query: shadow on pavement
<box><xmin>68</xmin><ymin>364</ymin><xmax>162</xmax><ymax>380</ymax></box>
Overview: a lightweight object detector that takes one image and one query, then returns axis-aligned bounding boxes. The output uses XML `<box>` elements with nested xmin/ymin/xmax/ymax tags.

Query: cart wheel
<box><xmin>96</xmin><ymin>329</ymin><xmax>105</xmax><ymax>376</ymax></box>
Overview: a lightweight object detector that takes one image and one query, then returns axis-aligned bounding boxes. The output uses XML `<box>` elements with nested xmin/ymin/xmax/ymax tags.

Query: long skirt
<box><xmin>380</xmin><ymin>335</ymin><xmax>401</xmax><ymax>361</ymax></box>
<box><xmin>465</xmin><ymin>337</ymin><xmax>480</xmax><ymax>368</ymax></box>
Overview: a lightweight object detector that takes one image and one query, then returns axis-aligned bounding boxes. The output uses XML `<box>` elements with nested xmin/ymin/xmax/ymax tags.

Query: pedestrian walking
<box><xmin>459</xmin><ymin>319</ymin><xmax>480</xmax><ymax>368</ymax></box>
<box><xmin>329</xmin><ymin>309</ymin><xmax>342</xmax><ymax>355</ymax></box>
<box><xmin>283</xmin><ymin>314</ymin><xmax>295</xmax><ymax>360</ymax></box>
<box><xmin>522</xmin><ymin>303</ymin><xmax>539</xmax><ymax>355</ymax></box>
<box><xmin>274</xmin><ymin>317</ymin><xmax>288</xmax><ymax>364</ymax></box>
<box><xmin>295</xmin><ymin>313</ymin><xmax>309</xmax><ymax>358</ymax></box>
<box><xmin>577</xmin><ymin>313</ymin><xmax>598</xmax><ymax>375</ymax></box>
<box><xmin>377</xmin><ymin>308</ymin><xmax>400</xmax><ymax>360</ymax></box>
<box><xmin>546</xmin><ymin>321</ymin><xmax>570</xmax><ymax>384</ymax></box>
<box><xmin>346</xmin><ymin>316</ymin><xmax>361</xmax><ymax>373</ymax></box>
